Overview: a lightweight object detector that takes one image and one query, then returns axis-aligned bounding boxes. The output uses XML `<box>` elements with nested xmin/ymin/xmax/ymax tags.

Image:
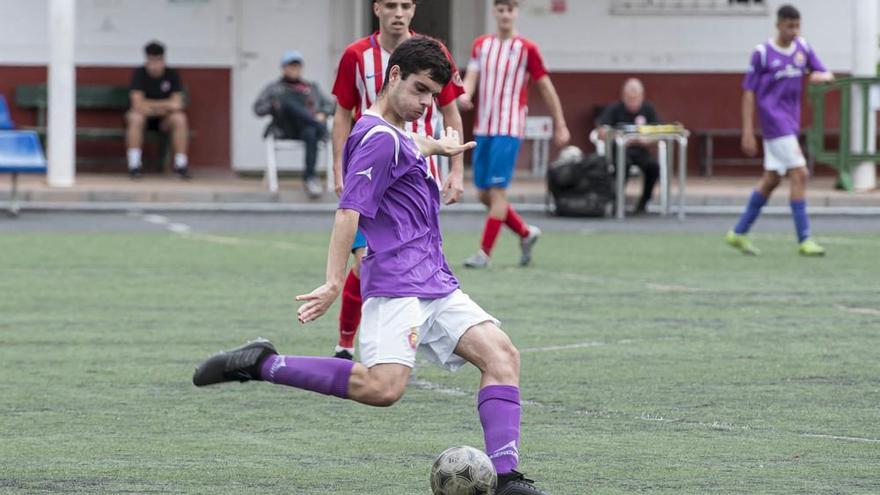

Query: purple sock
<box><xmin>790</xmin><ymin>199</ymin><xmax>810</xmax><ymax>242</ymax></box>
<box><xmin>477</xmin><ymin>385</ymin><xmax>521</xmax><ymax>475</ymax></box>
<box><xmin>734</xmin><ymin>190</ymin><xmax>767</xmax><ymax>234</ymax></box>
<box><xmin>259</xmin><ymin>355</ymin><xmax>354</xmax><ymax>399</ymax></box>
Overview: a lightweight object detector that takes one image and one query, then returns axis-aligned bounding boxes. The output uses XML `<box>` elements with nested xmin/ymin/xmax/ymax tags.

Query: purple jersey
<box><xmin>742</xmin><ymin>37</ymin><xmax>826</xmax><ymax>139</ymax></box>
<box><xmin>338</xmin><ymin>111</ymin><xmax>459</xmax><ymax>300</ymax></box>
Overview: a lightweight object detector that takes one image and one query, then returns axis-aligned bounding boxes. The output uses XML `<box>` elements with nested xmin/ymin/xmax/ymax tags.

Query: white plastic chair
<box><xmin>264</xmin><ymin>117</ymin><xmax>334</xmax><ymax>194</ymax></box>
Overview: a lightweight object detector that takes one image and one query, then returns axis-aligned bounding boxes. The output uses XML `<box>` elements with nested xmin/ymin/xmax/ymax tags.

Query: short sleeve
<box><xmin>525</xmin><ymin>42</ymin><xmax>549</xmax><ymax>81</ymax></box>
<box><xmin>130</xmin><ymin>68</ymin><xmax>145</xmax><ymax>92</ymax></box>
<box><xmin>332</xmin><ymin>47</ymin><xmax>360</xmax><ymax>111</ymax></box>
<box><xmin>436</xmin><ymin>43</ymin><xmax>465</xmax><ymax>107</ymax></box>
<box><xmin>467</xmin><ymin>37</ymin><xmax>483</xmax><ymax>72</ymax></box>
<box><xmin>338</xmin><ymin>127</ymin><xmax>400</xmax><ymax>219</ymax></box>
<box><xmin>742</xmin><ymin>48</ymin><xmax>762</xmax><ymax>92</ymax></box>
<box><xmin>805</xmin><ymin>44</ymin><xmax>827</xmax><ymax>74</ymax></box>
<box><xmin>170</xmin><ymin>69</ymin><xmax>183</xmax><ymax>93</ymax></box>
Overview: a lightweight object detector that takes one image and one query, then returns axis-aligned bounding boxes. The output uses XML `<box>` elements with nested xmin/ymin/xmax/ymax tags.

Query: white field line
<box><xmin>835</xmin><ymin>304</ymin><xmax>880</xmax><ymax>316</ymax></box>
<box><xmin>816</xmin><ymin>236</ymin><xmax>880</xmax><ymax>247</ymax></box>
<box><xmin>519</xmin><ymin>341</ymin><xmax>605</xmax><ymax>353</ymax></box>
<box><xmin>141</xmin><ymin>214</ymin><xmax>169</xmax><ymax>225</ymax></box>
<box><xmin>644</xmin><ymin>283</ymin><xmax>702</xmax><ymax>293</ymax></box>
<box><xmin>409</xmin><ymin>378</ymin><xmax>545</xmax><ymax>407</ymax></box>
<box><xmin>178</xmin><ymin>232</ymin><xmax>321</xmax><ymax>252</ymax></box>
<box><xmin>133</xmin><ymin>212</ymin><xmax>322</xmax><ymax>252</ymax></box>
<box><xmin>530</xmin><ymin>268</ymin><xmax>705</xmax><ymax>294</ymax></box>
<box><xmin>800</xmin><ymin>433</ymin><xmax>880</xmax><ymax>443</ymax></box>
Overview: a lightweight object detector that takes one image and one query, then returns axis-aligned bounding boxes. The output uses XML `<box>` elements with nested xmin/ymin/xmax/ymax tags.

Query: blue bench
<box><xmin>0</xmin><ymin>94</ymin><xmax>14</xmax><ymax>130</ymax></box>
<box><xmin>0</xmin><ymin>130</ymin><xmax>48</xmax><ymax>216</ymax></box>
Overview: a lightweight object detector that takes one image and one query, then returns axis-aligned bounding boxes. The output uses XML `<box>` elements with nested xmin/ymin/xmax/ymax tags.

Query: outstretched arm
<box><xmin>296</xmin><ymin>208</ymin><xmax>359</xmax><ymax>323</ymax></box>
<box><xmin>332</xmin><ymin>106</ymin><xmax>355</xmax><ymax>196</ymax></box>
<box><xmin>535</xmin><ymin>75</ymin><xmax>570</xmax><ymax>147</ymax></box>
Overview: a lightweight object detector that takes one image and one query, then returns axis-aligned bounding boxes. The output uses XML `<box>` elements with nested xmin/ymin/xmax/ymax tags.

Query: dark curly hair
<box><xmin>777</xmin><ymin>4</ymin><xmax>800</xmax><ymax>21</ymax></box>
<box><xmin>382</xmin><ymin>36</ymin><xmax>451</xmax><ymax>93</ymax></box>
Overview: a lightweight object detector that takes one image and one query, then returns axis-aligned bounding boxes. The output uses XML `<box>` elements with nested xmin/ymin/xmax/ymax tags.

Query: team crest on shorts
<box><xmin>407</xmin><ymin>327</ymin><xmax>419</xmax><ymax>350</ymax></box>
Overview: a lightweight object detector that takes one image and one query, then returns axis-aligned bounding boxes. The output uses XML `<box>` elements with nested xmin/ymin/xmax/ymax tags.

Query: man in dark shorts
<box><xmin>126</xmin><ymin>40</ymin><xmax>190</xmax><ymax>179</ymax></box>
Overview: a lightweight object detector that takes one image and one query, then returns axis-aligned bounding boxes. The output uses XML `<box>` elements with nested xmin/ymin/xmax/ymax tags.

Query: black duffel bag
<box><xmin>547</xmin><ymin>152</ymin><xmax>615</xmax><ymax>217</ymax></box>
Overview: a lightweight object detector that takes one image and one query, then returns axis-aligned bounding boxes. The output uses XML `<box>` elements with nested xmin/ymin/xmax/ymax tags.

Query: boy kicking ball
<box><xmin>193</xmin><ymin>37</ymin><xmax>550</xmax><ymax>495</ymax></box>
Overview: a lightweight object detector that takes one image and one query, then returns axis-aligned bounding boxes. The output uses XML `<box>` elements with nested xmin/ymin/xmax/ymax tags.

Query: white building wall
<box><xmin>499</xmin><ymin>0</ymin><xmax>854</xmax><ymax>73</ymax></box>
<box><xmin>0</xmin><ymin>0</ymin><xmax>238</xmax><ymax>67</ymax></box>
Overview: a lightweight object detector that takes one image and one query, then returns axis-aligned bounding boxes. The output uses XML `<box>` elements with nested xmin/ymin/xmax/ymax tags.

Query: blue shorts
<box><xmin>351</xmin><ymin>228</ymin><xmax>367</xmax><ymax>252</ymax></box>
<box><xmin>472</xmin><ymin>135</ymin><xmax>521</xmax><ymax>190</ymax></box>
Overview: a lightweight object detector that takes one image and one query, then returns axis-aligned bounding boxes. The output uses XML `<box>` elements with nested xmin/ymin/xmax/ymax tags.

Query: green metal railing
<box><xmin>807</xmin><ymin>77</ymin><xmax>880</xmax><ymax>191</ymax></box>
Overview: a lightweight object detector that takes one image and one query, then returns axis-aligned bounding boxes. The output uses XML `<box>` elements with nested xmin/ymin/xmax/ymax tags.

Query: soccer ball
<box><xmin>430</xmin><ymin>445</ymin><xmax>497</xmax><ymax>495</ymax></box>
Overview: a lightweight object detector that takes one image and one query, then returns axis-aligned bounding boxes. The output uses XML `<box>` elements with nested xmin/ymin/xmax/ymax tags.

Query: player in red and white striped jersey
<box><xmin>458</xmin><ymin>0</ymin><xmax>569</xmax><ymax>270</ymax></box>
<box><xmin>329</xmin><ymin>0</ymin><xmax>466</xmax><ymax>359</ymax></box>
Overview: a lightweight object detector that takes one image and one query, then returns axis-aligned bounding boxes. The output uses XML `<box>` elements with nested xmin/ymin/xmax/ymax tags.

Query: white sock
<box><xmin>174</xmin><ymin>153</ymin><xmax>188</xmax><ymax>169</ymax></box>
<box><xmin>127</xmin><ymin>148</ymin><xmax>142</xmax><ymax>170</ymax></box>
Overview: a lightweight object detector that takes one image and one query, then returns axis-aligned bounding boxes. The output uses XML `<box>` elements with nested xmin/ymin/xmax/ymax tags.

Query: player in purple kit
<box><xmin>726</xmin><ymin>4</ymin><xmax>833</xmax><ymax>256</ymax></box>
<box><xmin>192</xmin><ymin>37</ymin><xmax>550</xmax><ymax>495</ymax></box>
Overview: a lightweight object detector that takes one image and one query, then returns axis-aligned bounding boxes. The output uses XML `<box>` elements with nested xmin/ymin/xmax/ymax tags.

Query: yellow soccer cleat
<box><xmin>725</xmin><ymin>230</ymin><xmax>761</xmax><ymax>256</ymax></box>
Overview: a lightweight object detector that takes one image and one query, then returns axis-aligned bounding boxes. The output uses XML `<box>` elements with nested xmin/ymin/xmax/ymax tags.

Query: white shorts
<box><xmin>763</xmin><ymin>135</ymin><xmax>806</xmax><ymax>173</ymax></box>
<box><xmin>359</xmin><ymin>289</ymin><xmax>499</xmax><ymax>372</ymax></box>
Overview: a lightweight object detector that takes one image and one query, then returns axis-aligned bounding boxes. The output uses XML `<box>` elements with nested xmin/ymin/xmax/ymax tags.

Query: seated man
<box><xmin>253</xmin><ymin>50</ymin><xmax>334</xmax><ymax>198</ymax></box>
<box><xmin>126</xmin><ymin>40</ymin><xmax>190</xmax><ymax>179</ymax></box>
<box><xmin>595</xmin><ymin>78</ymin><xmax>661</xmax><ymax>214</ymax></box>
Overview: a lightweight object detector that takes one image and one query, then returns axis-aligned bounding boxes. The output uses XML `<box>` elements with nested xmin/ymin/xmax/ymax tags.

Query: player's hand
<box><xmin>334</xmin><ymin>171</ymin><xmax>344</xmax><ymax>197</ymax></box>
<box><xmin>295</xmin><ymin>283</ymin><xmax>341</xmax><ymax>324</ymax></box>
<box><xmin>432</xmin><ymin>127</ymin><xmax>476</xmax><ymax>157</ymax></box>
<box><xmin>554</xmin><ymin>124</ymin><xmax>571</xmax><ymax>147</ymax></box>
<box><xmin>442</xmin><ymin>167</ymin><xmax>464</xmax><ymax>205</ymax></box>
<box><xmin>741</xmin><ymin>133</ymin><xmax>758</xmax><ymax>157</ymax></box>
<box><xmin>457</xmin><ymin>94</ymin><xmax>474</xmax><ymax>111</ymax></box>
<box><xmin>809</xmin><ymin>72</ymin><xmax>834</xmax><ymax>84</ymax></box>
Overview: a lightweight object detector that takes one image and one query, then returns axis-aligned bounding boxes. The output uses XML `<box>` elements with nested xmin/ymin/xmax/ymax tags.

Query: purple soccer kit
<box><xmin>264</xmin><ymin>111</ymin><xmax>523</xmax><ymax>475</ymax></box>
<box><xmin>338</xmin><ymin>111</ymin><xmax>459</xmax><ymax>300</ymax></box>
<box><xmin>742</xmin><ymin>37</ymin><xmax>826</xmax><ymax>139</ymax></box>
<box><xmin>734</xmin><ymin>37</ymin><xmax>826</xmax><ymax>241</ymax></box>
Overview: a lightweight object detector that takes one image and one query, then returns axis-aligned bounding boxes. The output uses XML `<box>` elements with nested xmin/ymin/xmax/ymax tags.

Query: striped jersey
<box><xmin>468</xmin><ymin>34</ymin><xmax>548</xmax><ymax>138</ymax></box>
<box><xmin>332</xmin><ymin>32</ymin><xmax>464</xmax><ymax>179</ymax></box>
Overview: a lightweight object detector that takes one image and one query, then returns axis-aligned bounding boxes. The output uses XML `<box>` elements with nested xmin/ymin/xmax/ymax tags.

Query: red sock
<box><xmin>480</xmin><ymin>216</ymin><xmax>504</xmax><ymax>256</ymax></box>
<box><xmin>504</xmin><ymin>205</ymin><xmax>530</xmax><ymax>238</ymax></box>
<box><xmin>338</xmin><ymin>270</ymin><xmax>362</xmax><ymax>349</ymax></box>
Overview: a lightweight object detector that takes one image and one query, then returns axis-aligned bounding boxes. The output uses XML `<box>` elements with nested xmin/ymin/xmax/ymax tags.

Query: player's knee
<box><xmin>373</xmin><ymin>384</ymin><xmax>406</xmax><ymax>407</ymax></box>
<box><xmin>485</xmin><ymin>333</ymin><xmax>520</xmax><ymax>380</ymax></box>
<box><xmin>126</xmin><ymin>111</ymin><xmax>145</xmax><ymax>127</ymax></box>
<box><xmin>169</xmin><ymin>111</ymin><xmax>188</xmax><ymax>128</ymax></box>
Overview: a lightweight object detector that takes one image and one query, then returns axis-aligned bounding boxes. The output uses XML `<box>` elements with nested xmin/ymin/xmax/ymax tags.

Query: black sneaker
<box><xmin>174</xmin><ymin>166</ymin><xmax>193</xmax><ymax>180</ymax></box>
<box><xmin>192</xmin><ymin>338</ymin><xmax>278</xmax><ymax>387</ymax></box>
<box><xmin>128</xmin><ymin>167</ymin><xmax>144</xmax><ymax>179</ymax></box>
<box><xmin>496</xmin><ymin>470</ymin><xmax>549</xmax><ymax>495</ymax></box>
<box><xmin>333</xmin><ymin>349</ymin><xmax>354</xmax><ymax>360</ymax></box>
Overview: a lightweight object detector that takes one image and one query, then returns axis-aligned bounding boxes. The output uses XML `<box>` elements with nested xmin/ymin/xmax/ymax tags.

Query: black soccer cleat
<box><xmin>496</xmin><ymin>470</ymin><xmax>549</xmax><ymax>495</ymax></box>
<box><xmin>333</xmin><ymin>349</ymin><xmax>354</xmax><ymax>360</ymax></box>
<box><xmin>128</xmin><ymin>167</ymin><xmax>144</xmax><ymax>179</ymax></box>
<box><xmin>192</xmin><ymin>338</ymin><xmax>278</xmax><ymax>387</ymax></box>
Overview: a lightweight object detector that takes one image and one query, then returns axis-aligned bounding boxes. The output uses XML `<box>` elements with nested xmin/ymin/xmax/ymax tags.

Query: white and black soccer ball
<box><xmin>430</xmin><ymin>445</ymin><xmax>497</xmax><ymax>495</ymax></box>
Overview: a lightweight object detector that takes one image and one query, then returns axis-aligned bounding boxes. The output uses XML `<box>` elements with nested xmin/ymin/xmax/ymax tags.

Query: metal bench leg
<box><xmin>265</xmin><ymin>135</ymin><xmax>279</xmax><ymax>194</ymax></box>
<box><xmin>658</xmin><ymin>140</ymin><xmax>669</xmax><ymax>216</ymax></box>
<box><xmin>678</xmin><ymin>137</ymin><xmax>688</xmax><ymax>221</ymax></box>
<box><xmin>9</xmin><ymin>171</ymin><xmax>20</xmax><ymax>217</ymax></box>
